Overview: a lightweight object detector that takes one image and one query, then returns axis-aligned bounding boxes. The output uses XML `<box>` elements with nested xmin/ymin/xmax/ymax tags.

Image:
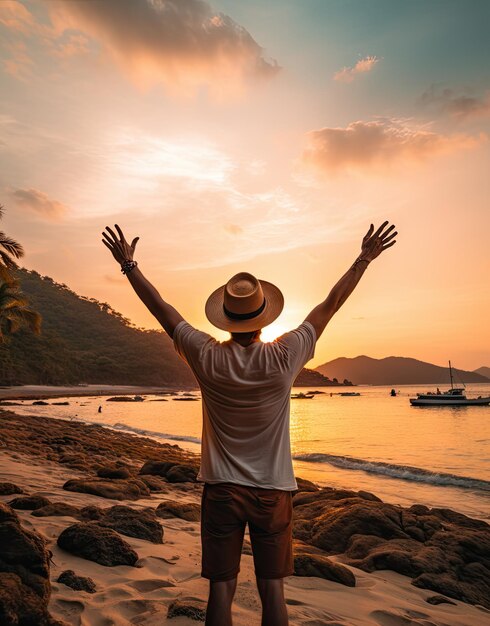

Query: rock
<box><xmin>139</xmin><ymin>475</ymin><xmax>168</xmax><ymax>492</ymax></box>
<box><xmin>292</xmin><ymin>488</ymin><xmax>490</xmax><ymax>608</ymax></box>
<box><xmin>79</xmin><ymin>505</ymin><xmax>105</xmax><ymax>521</ymax></box>
<box><xmin>99</xmin><ymin>506</ymin><xmax>163</xmax><ymax>544</ymax></box>
<box><xmin>166</xmin><ymin>464</ymin><xmax>198</xmax><ymax>483</ymax></box>
<box><xmin>292</xmin><ymin>540</ymin><xmax>356</xmax><ymax>586</ymax></box>
<box><xmin>294</xmin><ymin>477</ymin><xmax>320</xmax><ymax>493</ymax></box>
<box><xmin>57</xmin><ymin>570</ymin><xmax>96</xmax><ymax>593</ymax></box>
<box><xmin>32</xmin><ymin>503</ymin><xmax>80</xmax><ymax>518</ymax></box>
<box><xmin>32</xmin><ymin>400</ymin><xmax>49</xmax><ymax>405</ymax></box>
<box><xmin>0</xmin><ymin>483</ymin><xmax>24</xmax><ymax>496</ymax></box>
<box><xmin>57</xmin><ymin>522</ymin><xmax>139</xmax><ymax>566</ymax></box>
<box><xmin>63</xmin><ymin>478</ymin><xmax>150</xmax><ymax>501</ymax></box>
<box><xmin>52</xmin><ymin>402</ymin><xmax>69</xmax><ymax>405</ymax></box>
<box><xmin>106</xmin><ymin>396</ymin><xmax>141</xmax><ymax>402</ymax></box>
<box><xmin>96</xmin><ymin>465</ymin><xmax>132</xmax><ymax>479</ymax></box>
<box><xmin>425</xmin><ymin>594</ymin><xmax>457</xmax><ymax>606</ymax></box>
<box><xmin>8</xmin><ymin>495</ymin><xmax>51</xmax><ymax>511</ymax></box>
<box><xmin>0</xmin><ymin>502</ymin><xmax>58</xmax><ymax>625</ymax></box>
<box><xmin>139</xmin><ymin>460</ymin><xmax>177</xmax><ymax>477</ymax></box>
<box><xmin>167</xmin><ymin>597</ymin><xmax>207</xmax><ymax>620</ymax></box>
<box><xmin>156</xmin><ymin>500</ymin><xmax>200</xmax><ymax>522</ymax></box>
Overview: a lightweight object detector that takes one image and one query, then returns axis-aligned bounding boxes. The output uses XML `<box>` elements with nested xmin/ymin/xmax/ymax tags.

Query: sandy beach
<box><xmin>0</xmin><ymin>408</ymin><xmax>488</xmax><ymax>625</ymax></box>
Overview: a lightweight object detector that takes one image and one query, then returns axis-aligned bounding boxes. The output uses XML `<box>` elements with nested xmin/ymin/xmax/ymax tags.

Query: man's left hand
<box><xmin>102</xmin><ymin>224</ymin><xmax>139</xmax><ymax>264</ymax></box>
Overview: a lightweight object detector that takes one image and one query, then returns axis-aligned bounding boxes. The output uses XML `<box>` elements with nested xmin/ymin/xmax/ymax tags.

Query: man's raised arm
<box><xmin>304</xmin><ymin>221</ymin><xmax>397</xmax><ymax>341</ymax></box>
<box><xmin>102</xmin><ymin>224</ymin><xmax>184</xmax><ymax>339</ymax></box>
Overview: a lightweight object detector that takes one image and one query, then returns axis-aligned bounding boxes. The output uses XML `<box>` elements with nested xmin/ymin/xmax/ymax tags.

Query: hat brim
<box><xmin>205</xmin><ymin>279</ymin><xmax>284</xmax><ymax>332</ymax></box>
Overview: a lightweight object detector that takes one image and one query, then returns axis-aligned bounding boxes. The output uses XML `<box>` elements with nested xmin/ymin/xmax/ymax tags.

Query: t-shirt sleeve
<box><xmin>172</xmin><ymin>320</ymin><xmax>216</xmax><ymax>376</ymax></box>
<box><xmin>275</xmin><ymin>321</ymin><xmax>317</xmax><ymax>378</ymax></box>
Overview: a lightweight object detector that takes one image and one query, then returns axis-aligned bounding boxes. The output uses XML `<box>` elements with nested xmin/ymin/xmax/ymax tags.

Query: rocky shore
<box><xmin>0</xmin><ymin>409</ymin><xmax>488</xmax><ymax>625</ymax></box>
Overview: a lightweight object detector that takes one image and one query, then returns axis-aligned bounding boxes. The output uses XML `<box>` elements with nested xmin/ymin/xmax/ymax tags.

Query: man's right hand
<box><xmin>360</xmin><ymin>221</ymin><xmax>397</xmax><ymax>262</ymax></box>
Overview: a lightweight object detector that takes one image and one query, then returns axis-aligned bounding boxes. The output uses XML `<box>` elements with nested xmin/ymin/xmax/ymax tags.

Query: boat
<box><xmin>409</xmin><ymin>361</ymin><xmax>490</xmax><ymax>406</ymax></box>
<box><xmin>338</xmin><ymin>392</ymin><xmax>361</xmax><ymax>396</ymax></box>
<box><xmin>291</xmin><ymin>392</ymin><xmax>315</xmax><ymax>399</ymax></box>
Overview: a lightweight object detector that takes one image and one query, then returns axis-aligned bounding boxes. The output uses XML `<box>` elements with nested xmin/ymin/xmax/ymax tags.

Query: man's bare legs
<box><xmin>256</xmin><ymin>577</ymin><xmax>289</xmax><ymax>626</ymax></box>
<box><xmin>205</xmin><ymin>577</ymin><xmax>238</xmax><ymax>626</ymax></box>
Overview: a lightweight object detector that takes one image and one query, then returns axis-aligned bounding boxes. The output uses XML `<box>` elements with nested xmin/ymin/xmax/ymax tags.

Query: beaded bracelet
<box><xmin>121</xmin><ymin>259</ymin><xmax>138</xmax><ymax>275</ymax></box>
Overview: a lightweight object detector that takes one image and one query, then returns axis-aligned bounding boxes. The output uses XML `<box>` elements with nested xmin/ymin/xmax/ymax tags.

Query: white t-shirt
<box><xmin>173</xmin><ymin>320</ymin><xmax>317</xmax><ymax>490</ymax></box>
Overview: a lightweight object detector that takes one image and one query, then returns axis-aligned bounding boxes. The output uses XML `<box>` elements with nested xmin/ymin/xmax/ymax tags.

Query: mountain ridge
<box><xmin>316</xmin><ymin>355</ymin><xmax>490</xmax><ymax>386</ymax></box>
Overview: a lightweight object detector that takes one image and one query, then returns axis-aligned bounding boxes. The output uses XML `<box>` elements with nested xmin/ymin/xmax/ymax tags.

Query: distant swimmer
<box><xmin>98</xmin><ymin>405</ymin><xmax>102</xmax><ymax>413</ymax></box>
<box><xmin>390</xmin><ymin>388</ymin><xmax>396</xmax><ymax>396</ymax></box>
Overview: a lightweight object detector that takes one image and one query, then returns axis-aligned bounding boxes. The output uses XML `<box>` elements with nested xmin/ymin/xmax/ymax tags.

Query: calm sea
<box><xmin>6</xmin><ymin>383</ymin><xmax>490</xmax><ymax>521</ymax></box>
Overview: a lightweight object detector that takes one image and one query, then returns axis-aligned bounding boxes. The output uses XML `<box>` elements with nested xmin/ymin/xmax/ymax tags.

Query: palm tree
<box><xmin>0</xmin><ymin>279</ymin><xmax>41</xmax><ymax>342</ymax></box>
<box><xmin>0</xmin><ymin>204</ymin><xmax>24</xmax><ymax>282</ymax></box>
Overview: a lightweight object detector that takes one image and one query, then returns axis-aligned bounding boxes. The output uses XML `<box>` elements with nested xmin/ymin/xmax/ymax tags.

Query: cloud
<box><xmin>333</xmin><ymin>55</ymin><xmax>380</xmax><ymax>83</ymax></box>
<box><xmin>223</xmin><ymin>224</ymin><xmax>243</xmax><ymax>235</ymax></box>
<box><xmin>10</xmin><ymin>188</ymin><xmax>67</xmax><ymax>220</ymax></box>
<box><xmin>420</xmin><ymin>85</ymin><xmax>490</xmax><ymax>121</ymax></box>
<box><xmin>46</xmin><ymin>0</ymin><xmax>279</xmax><ymax>93</ymax></box>
<box><xmin>302</xmin><ymin>118</ymin><xmax>484</xmax><ymax>174</ymax></box>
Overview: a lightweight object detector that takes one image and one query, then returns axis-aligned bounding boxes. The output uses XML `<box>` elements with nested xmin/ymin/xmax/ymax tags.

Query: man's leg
<box><xmin>205</xmin><ymin>577</ymin><xmax>238</xmax><ymax>626</ymax></box>
<box><xmin>256</xmin><ymin>577</ymin><xmax>289</xmax><ymax>626</ymax></box>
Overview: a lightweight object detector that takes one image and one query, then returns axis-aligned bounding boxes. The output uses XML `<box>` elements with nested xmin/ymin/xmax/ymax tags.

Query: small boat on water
<box><xmin>410</xmin><ymin>361</ymin><xmax>490</xmax><ymax>406</ymax></box>
<box><xmin>291</xmin><ymin>392</ymin><xmax>315</xmax><ymax>399</ymax></box>
<box><xmin>338</xmin><ymin>392</ymin><xmax>361</xmax><ymax>396</ymax></box>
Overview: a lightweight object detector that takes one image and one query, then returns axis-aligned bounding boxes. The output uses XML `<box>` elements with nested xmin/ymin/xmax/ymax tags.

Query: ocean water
<box><xmin>5</xmin><ymin>383</ymin><xmax>490</xmax><ymax>521</ymax></box>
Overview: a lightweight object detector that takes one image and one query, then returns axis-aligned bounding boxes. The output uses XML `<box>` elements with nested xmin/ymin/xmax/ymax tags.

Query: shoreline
<box><xmin>0</xmin><ymin>409</ymin><xmax>489</xmax><ymax>625</ymax></box>
<box><xmin>0</xmin><ymin>383</ymin><xmax>199</xmax><ymax>402</ymax></box>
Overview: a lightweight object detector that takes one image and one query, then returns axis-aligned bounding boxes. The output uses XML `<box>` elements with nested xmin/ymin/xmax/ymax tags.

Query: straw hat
<box><xmin>205</xmin><ymin>272</ymin><xmax>284</xmax><ymax>332</ymax></box>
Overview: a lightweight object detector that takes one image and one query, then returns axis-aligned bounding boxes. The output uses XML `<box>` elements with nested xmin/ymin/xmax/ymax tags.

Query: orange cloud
<box><xmin>333</xmin><ymin>55</ymin><xmax>379</xmax><ymax>83</ymax></box>
<box><xmin>46</xmin><ymin>0</ymin><xmax>279</xmax><ymax>93</ymax></box>
<box><xmin>10</xmin><ymin>188</ymin><xmax>67</xmax><ymax>220</ymax></box>
<box><xmin>302</xmin><ymin>119</ymin><xmax>484</xmax><ymax>174</ymax></box>
<box><xmin>0</xmin><ymin>1</ymin><xmax>36</xmax><ymax>35</ymax></box>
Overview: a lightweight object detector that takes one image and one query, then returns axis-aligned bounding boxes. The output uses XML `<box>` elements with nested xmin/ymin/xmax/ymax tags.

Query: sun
<box><xmin>260</xmin><ymin>322</ymin><xmax>290</xmax><ymax>343</ymax></box>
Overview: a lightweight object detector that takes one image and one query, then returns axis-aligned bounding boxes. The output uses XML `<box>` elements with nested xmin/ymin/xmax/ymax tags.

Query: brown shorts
<box><xmin>200</xmin><ymin>481</ymin><xmax>294</xmax><ymax>581</ymax></box>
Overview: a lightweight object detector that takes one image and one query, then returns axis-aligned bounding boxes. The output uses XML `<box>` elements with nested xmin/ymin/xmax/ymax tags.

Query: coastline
<box><xmin>0</xmin><ymin>384</ymin><xmax>198</xmax><ymax>402</ymax></box>
<box><xmin>0</xmin><ymin>409</ymin><xmax>489</xmax><ymax>625</ymax></box>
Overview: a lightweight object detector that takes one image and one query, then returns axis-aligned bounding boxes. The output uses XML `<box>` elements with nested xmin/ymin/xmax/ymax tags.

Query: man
<box><xmin>102</xmin><ymin>221</ymin><xmax>397</xmax><ymax>625</ymax></box>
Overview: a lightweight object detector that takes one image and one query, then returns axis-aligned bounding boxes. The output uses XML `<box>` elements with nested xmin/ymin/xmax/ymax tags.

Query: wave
<box><xmin>92</xmin><ymin>420</ymin><xmax>202</xmax><ymax>445</ymax></box>
<box><xmin>292</xmin><ymin>452</ymin><xmax>490</xmax><ymax>493</ymax></box>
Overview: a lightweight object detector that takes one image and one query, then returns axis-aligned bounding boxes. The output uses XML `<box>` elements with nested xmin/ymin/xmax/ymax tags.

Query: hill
<box><xmin>0</xmin><ymin>268</ymin><xmax>196</xmax><ymax>387</ymax></box>
<box><xmin>316</xmin><ymin>356</ymin><xmax>490</xmax><ymax>386</ymax></box>
<box><xmin>474</xmin><ymin>366</ymin><xmax>490</xmax><ymax>379</ymax></box>
<box><xmin>293</xmin><ymin>367</ymin><xmax>353</xmax><ymax>387</ymax></box>
<box><xmin>1</xmin><ymin>268</ymin><xmax>325</xmax><ymax>388</ymax></box>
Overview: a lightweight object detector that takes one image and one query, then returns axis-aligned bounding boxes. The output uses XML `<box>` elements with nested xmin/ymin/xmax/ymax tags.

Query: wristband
<box><xmin>351</xmin><ymin>257</ymin><xmax>370</xmax><ymax>270</ymax></box>
<box><xmin>121</xmin><ymin>259</ymin><xmax>137</xmax><ymax>275</ymax></box>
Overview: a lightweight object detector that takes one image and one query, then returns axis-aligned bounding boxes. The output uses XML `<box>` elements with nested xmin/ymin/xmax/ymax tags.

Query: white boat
<box><xmin>410</xmin><ymin>361</ymin><xmax>490</xmax><ymax>406</ymax></box>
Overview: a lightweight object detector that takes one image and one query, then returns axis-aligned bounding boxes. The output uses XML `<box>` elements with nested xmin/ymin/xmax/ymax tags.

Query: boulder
<box><xmin>0</xmin><ymin>483</ymin><xmax>24</xmax><ymax>496</ymax></box>
<box><xmin>57</xmin><ymin>570</ymin><xmax>96</xmax><ymax>593</ymax></box>
<box><xmin>139</xmin><ymin>475</ymin><xmax>168</xmax><ymax>492</ymax></box>
<box><xmin>8</xmin><ymin>495</ymin><xmax>51</xmax><ymax>511</ymax></box>
<box><xmin>57</xmin><ymin>522</ymin><xmax>139</xmax><ymax>566</ymax></box>
<box><xmin>294</xmin><ymin>554</ymin><xmax>355</xmax><ymax>587</ymax></box>
<box><xmin>294</xmin><ymin>477</ymin><xmax>320</xmax><ymax>493</ymax></box>
<box><xmin>96</xmin><ymin>465</ymin><xmax>132</xmax><ymax>479</ymax></box>
<box><xmin>0</xmin><ymin>502</ymin><xmax>58</xmax><ymax>625</ymax></box>
<box><xmin>292</xmin><ymin>488</ymin><xmax>490</xmax><ymax>608</ymax></box>
<box><xmin>156</xmin><ymin>500</ymin><xmax>200</xmax><ymax>522</ymax></box>
<box><xmin>32</xmin><ymin>503</ymin><xmax>80</xmax><ymax>518</ymax></box>
<box><xmin>63</xmin><ymin>478</ymin><xmax>150</xmax><ymax>501</ymax></box>
<box><xmin>139</xmin><ymin>460</ymin><xmax>177</xmax><ymax>477</ymax></box>
<box><xmin>166</xmin><ymin>464</ymin><xmax>198</xmax><ymax>483</ymax></box>
<box><xmin>167</xmin><ymin>597</ymin><xmax>207</xmax><ymax>620</ymax></box>
<box><xmin>99</xmin><ymin>506</ymin><xmax>163</xmax><ymax>544</ymax></box>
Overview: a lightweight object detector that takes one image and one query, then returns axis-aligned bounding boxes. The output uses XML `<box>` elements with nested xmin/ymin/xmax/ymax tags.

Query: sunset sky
<box><xmin>1</xmin><ymin>0</ymin><xmax>489</xmax><ymax>371</ymax></box>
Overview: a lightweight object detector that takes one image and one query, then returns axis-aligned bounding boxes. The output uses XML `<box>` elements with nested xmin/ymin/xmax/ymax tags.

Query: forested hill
<box><xmin>0</xmin><ymin>268</ymin><xmax>196</xmax><ymax>387</ymax></box>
